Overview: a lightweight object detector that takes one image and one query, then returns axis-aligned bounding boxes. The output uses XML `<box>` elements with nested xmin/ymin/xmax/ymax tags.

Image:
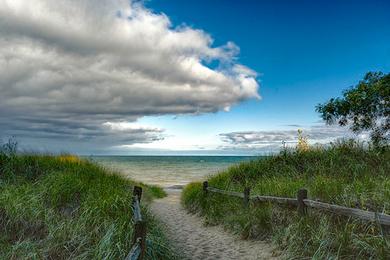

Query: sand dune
<box><xmin>151</xmin><ymin>190</ymin><xmax>279</xmax><ymax>260</ymax></box>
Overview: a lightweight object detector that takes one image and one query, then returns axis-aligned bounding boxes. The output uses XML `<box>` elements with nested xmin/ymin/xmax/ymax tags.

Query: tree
<box><xmin>316</xmin><ymin>72</ymin><xmax>389</xmax><ymax>146</ymax></box>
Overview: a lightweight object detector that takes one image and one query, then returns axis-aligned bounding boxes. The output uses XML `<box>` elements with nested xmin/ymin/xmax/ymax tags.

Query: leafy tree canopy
<box><xmin>316</xmin><ymin>72</ymin><xmax>389</xmax><ymax>146</ymax></box>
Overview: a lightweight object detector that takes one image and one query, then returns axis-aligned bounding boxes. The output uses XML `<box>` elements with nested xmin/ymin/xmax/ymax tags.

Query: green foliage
<box><xmin>316</xmin><ymin>72</ymin><xmax>390</xmax><ymax>146</ymax></box>
<box><xmin>182</xmin><ymin>141</ymin><xmax>390</xmax><ymax>259</ymax></box>
<box><xmin>0</xmin><ymin>152</ymin><xmax>177</xmax><ymax>259</ymax></box>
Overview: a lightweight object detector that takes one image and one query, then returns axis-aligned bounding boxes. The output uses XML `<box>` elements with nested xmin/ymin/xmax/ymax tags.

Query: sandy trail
<box><xmin>150</xmin><ymin>189</ymin><xmax>279</xmax><ymax>260</ymax></box>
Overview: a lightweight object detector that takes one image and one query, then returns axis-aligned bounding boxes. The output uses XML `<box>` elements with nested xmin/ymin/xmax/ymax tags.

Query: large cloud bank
<box><xmin>0</xmin><ymin>0</ymin><xmax>259</xmax><ymax>151</ymax></box>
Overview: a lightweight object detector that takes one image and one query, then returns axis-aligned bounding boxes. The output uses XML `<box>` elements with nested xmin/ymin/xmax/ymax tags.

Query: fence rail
<box><xmin>202</xmin><ymin>181</ymin><xmax>390</xmax><ymax>226</ymax></box>
<box><xmin>207</xmin><ymin>186</ymin><xmax>245</xmax><ymax>198</ymax></box>
<box><xmin>251</xmin><ymin>195</ymin><xmax>299</xmax><ymax>206</ymax></box>
<box><xmin>125</xmin><ymin>186</ymin><xmax>146</xmax><ymax>260</ymax></box>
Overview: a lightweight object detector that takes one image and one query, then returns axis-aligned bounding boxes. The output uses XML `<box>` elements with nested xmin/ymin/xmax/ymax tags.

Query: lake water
<box><xmin>89</xmin><ymin>156</ymin><xmax>255</xmax><ymax>188</ymax></box>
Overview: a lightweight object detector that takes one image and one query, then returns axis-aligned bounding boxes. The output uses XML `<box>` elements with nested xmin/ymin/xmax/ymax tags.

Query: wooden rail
<box><xmin>207</xmin><ymin>186</ymin><xmax>244</xmax><ymax>198</ymax></box>
<box><xmin>125</xmin><ymin>186</ymin><xmax>146</xmax><ymax>260</ymax></box>
<box><xmin>202</xmin><ymin>181</ymin><xmax>390</xmax><ymax>226</ymax></box>
<box><xmin>303</xmin><ymin>199</ymin><xmax>390</xmax><ymax>226</ymax></box>
<box><xmin>251</xmin><ymin>195</ymin><xmax>299</xmax><ymax>206</ymax></box>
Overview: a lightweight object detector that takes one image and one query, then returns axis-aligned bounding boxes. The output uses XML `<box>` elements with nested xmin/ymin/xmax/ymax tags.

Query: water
<box><xmin>89</xmin><ymin>156</ymin><xmax>255</xmax><ymax>188</ymax></box>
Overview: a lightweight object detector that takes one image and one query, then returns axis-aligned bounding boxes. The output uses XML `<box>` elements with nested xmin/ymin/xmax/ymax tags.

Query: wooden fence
<box><xmin>125</xmin><ymin>186</ymin><xmax>147</xmax><ymax>260</ymax></box>
<box><xmin>203</xmin><ymin>181</ymin><xmax>390</xmax><ymax>226</ymax></box>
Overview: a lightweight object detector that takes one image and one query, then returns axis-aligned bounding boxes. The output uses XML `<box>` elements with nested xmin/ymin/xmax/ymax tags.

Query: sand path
<box><xmin>150</xmin><ymin>189</ymin><xmax>279</xmax><ymax>260</ymax></box>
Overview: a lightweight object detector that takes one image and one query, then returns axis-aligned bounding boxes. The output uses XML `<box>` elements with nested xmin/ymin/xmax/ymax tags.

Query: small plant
<box><xmin>0</xmin><ymin>137</ymin><xmax>18</xmax><ymax>156</ymax></box>
<box><xmin>58</xmin><ymin>154</ymin><xmax>81</xmax><ymax>163</ymax></box>
<box><xmin>296</xmin><ymin>129</ymin><xmax>309</xmax><ymax>152</ymax></box>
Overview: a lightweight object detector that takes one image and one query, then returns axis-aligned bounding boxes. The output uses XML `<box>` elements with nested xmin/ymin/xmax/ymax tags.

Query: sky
<box><xmin>0</xmin><ymin>0</ymin><xmax>389</xmax><ymax>155</ymax></box>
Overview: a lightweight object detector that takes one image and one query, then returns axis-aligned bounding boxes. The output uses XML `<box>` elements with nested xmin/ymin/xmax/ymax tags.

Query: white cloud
<box><xmin>219</xmin><ymin>124</ymin><xmax>365</xmax><ymax>152</ymax></box>
<box><xmin>0</xmin><ymin>0</ymin><xmax>259</xmax><ymax>151</ymax></box>
<box><xmin>102</xmin><ymin>121</ymin><xmax>163</xmax><ymax>132</ymax></box>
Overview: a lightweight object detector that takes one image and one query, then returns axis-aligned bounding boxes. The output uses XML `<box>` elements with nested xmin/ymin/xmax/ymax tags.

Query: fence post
<box><xmin>203</xmin><ymin>181</ymin><xmax>208</xmax><ymax>195</ymax></box>
<box><xmin>297</xmin><ymin>188</ymin><xmax>308</xmax><ymax>216</ymax></box>
<box><xmin>132</xmin><ymin>220</ymin><xmax>147</xmax><ymax>260</ymax></box>
<box><xmin>244</xmin><ymin>187</ymin><xmax>250</xmax><ymax>208</ymax></box>
<box><xmin>133</xmin><ymin>186</ymin><xmax>142</xmax><ymax>202</ymax></box>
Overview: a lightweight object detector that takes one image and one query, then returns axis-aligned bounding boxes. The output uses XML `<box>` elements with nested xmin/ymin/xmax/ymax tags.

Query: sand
<box><xmin>150</xmin><ymin>189</ymin><xmax>280</xmax><ymax>260</ymax></box>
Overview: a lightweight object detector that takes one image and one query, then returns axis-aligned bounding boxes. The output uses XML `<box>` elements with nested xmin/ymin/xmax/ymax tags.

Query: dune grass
<box><xmin>182</xmin><ymin>141</ymin><xmax>390</xmax><ymax>259</ymax></box>
<box><xmin>0</xmin><ymin>142</ymin><xmax>176</xmax><ymax>259</ymax></box>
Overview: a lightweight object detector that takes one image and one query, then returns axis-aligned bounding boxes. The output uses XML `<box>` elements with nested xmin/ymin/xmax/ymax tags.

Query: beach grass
<box><xmin>0</xmin><ymin>143</ymin><xmax>176</xmax><ymax>259</ymax></box>
<box><xmin>182</xmin><ymin>141</ymin><xmax>390</xmax><ymax>259</ymax></box>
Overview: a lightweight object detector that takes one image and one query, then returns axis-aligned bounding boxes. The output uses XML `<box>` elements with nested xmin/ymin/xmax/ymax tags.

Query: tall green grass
<box><xmin>0</xmin><ymin>142</ymin><xmax>176</xmax><ymax>259</ymax></box>
<box><xmin>182</xmin><ymin>141</ymin><xmax>390</xmax><ymax>259</ymax></box>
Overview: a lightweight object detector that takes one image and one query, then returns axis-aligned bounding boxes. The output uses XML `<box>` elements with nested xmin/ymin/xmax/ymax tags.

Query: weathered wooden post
<box><xmin>203</xmin><ymin>181</ymin><xmax>209</xmax><ymax>195</ymax></box>
<box><xmin>132</xmin><ymin>185</ymin><xmax>146</xmax><ymax>259</ymax></box>
<box><xmin>133</xmin><ymin>186</ymin><xmax>143</xmax><ymax>202</ymax></box>
<box><xmin>244</xmin><ymin>187</ymin><xmax>251</xmax><ymax>208</ymax></box>
<box><xmin>297</xmin><ymin>188</ymin><xmax>308</xmax><ymax>216</ymax></box>
<box><xmin>132</xmin><ymin>221</ymin><xmax>146</xmax><ymax>259</ymax></box>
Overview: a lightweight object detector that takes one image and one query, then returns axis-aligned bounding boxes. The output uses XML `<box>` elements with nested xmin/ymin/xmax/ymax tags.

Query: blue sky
<box><xmin>1</xmin><ymin>0</ymin><xmax>389</xmax><ymax>154</ymax></box>
<box><xmin>133</xmin><ymin>0</ymin><xmax>390</xmax><ymax>153</ymax></box>
<box><xmin>149</xmin><ymin>0</ymin><xmax>390</xmax><ymax>116</ymax></box>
